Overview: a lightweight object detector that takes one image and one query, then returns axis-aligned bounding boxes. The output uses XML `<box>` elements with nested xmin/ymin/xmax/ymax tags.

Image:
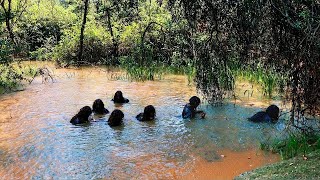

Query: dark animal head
<box><xmin>108</xmin><ymin>109</ymin><xmax>124</xmax><ymax>126</ymax></box>
<box><xmin>189</xmin><ymin>96</ymin><xmax>201</xmax><ymax>107</ymax></box>
<box><xmin>114</xmin><ymin>91</ymin><xmax>124</xmax><ymax>101</ymax></box>
<box><xmin>92</xmin><ymin>99</ymin><xmax>105</xmax><ymax>114</ymax></box>
<box><xmin>78</xmin><ymin>106</ymin><xmax>92</xmax><ymax>118</ymax></box>
<box><xmin>266</xmin><ymin>105</ymin><xmax>280</xmax><ymax>122</ymax></box>
<box><xmin>143</xmin><ymin>105</ymin><xmax>156</xmax><ymax>121</ymax></box>
<box><xmin>70</xmin><ymin>106</ymin><xmax>92</xmax><ymax>124</ymax></box>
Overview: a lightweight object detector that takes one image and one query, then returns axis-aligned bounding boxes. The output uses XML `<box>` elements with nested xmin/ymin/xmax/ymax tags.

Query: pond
<box><xmin>0</xmin><ymin>62</ymin><xmax>284</xmax><ymax>179</ymax></box>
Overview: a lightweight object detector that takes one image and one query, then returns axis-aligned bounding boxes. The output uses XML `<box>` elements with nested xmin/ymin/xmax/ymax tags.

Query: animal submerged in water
<box><xmin>182</xmin><ymin>96</ymin><xmax>206</xmax><ymax>119</ymax></box>
<box><xmin>136</xmin><ymin>105</ymin><xmax>156</xmax><ymax>121</ymax></box>
<box><xmin>70</xmin><ymin>106</ymin><xmax>92</xmax><ymax>125</ymax></box>
<box><xmin>92</xmin><ymin>99</ymin><xmax>109</xmax><ymax>115</ymax></box>
<box><xmin>248</xmin><ymin>105</ymin><xmax>280</xmax><ymax>123</ymax></box>
<box><xmin>112</xmin><ymin>91</ymin><xmax>129</xmax><ymax>103</ymax></box>
<box><xmin>108</xmin><ymin>109</ymin><xmax>124</xmax><ymax>127</ymax></box>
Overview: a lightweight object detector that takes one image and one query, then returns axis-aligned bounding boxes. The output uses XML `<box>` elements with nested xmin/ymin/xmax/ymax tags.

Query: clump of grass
<box><xmin>126</xmin><ymin>65</ymin><xmax>161</xmax><ymax>81</ymax></box>
<box><xmin>184</xmin><ymin>65</ymin><xmax>196</xmax><ymax>85</ymax></box>
<box><xmin>120</xmin><ymin>56</ymin><xmax>164</xmax><ymax>81</ymax></box>
<box><xmin>234</xmin><ymin>65</ymin><xmax>287</xmax><ymax>98</ymax></box>
<box><xmin>120</xmin><ymin>56</ymin><xmax>197</xmax><ymax>82</ymax></box>
<box><xmin>235</xmin><ymin>149</ymin><xmax>320</xmax><ymax>180</ymax></box>
<box><xmin>260</xmin><ymin>133</ymin><xmax>320</xmax><ymax>159</ymax></box>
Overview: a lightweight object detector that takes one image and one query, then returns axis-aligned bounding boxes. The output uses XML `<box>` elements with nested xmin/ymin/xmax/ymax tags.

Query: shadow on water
<box><xmin>0</xmin><ymin>62</ymin><xmax>283</xmax><ymax>179</ymax></box>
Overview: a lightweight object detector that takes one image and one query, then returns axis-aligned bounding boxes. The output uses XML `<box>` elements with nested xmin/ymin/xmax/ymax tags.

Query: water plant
<box><xmin>120</xmin><ymin>56</ymin><xmax>163</xmax><ymax>81</ymax></box>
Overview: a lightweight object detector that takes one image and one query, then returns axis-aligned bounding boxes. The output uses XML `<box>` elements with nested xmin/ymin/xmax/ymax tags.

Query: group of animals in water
<box><xmin>70</xmin><ymin>91</ymin><xmax>280</xmax><ymax>126</ymax></box>
<box><xmin>70</xmin><ymin>91</ymin><xmax>155</xmax><ymax>126</ymax></box>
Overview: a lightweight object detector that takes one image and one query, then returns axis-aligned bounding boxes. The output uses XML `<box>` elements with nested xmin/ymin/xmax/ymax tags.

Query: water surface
<box><xmin>0</xmin><ymin>63</ymin><xmax>282</xmax><ymax>179</ymax></box>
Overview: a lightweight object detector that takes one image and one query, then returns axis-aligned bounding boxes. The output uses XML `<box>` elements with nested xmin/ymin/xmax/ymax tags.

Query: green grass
<box><xmin>235</xmin><ymin>149</ymin><xmax>320</xmax><ymax>180</ymax></box>
<box><xmin>119</xmin><ymin>56</ymin><xmax>196</xmax><ymax>82</ymax></box>
<box><xmin>233</xmin><ymin>66</ymin><xmax>287</xmax><ymax>98</ymax></box>
<box><xmin>125</xmin><ymin>65</ymin><xmax>162</xmax><ymax>81</ymax></box>
<box><xmin>260</xmin><ymin>134</ymin><xmax>320</xmax><ymax>160</ymax></box>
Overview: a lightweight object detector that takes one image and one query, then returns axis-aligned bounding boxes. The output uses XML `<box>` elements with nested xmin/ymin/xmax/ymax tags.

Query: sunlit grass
<box><xmin>260</xmin><ymin>133</ymin><xmax>320</xmax><ymax>160</ymax></box>
<box><xmin>119</xmin><ymin>56</ymin><xmax>196</xmax><ymax>82</ymax></box>
<box><xmin>233</xmin><ymin>66</ymin><xmax>288</xmax><ymax>98</ymax></box>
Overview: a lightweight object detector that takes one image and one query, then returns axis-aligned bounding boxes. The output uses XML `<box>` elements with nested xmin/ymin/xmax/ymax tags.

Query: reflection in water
<box><xmin>0</xmin><ymin>63</ymin><xmax>282</xmax><ymax>179</ymax></box>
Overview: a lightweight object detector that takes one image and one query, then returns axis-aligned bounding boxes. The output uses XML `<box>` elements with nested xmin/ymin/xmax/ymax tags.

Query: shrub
<box><xmin>0</xmin><ymin>39</ymin><xmax>13</xmax><ymax>64</ymax></box>
<box><xmin>53</xmin><ymin>22</ymin><xmax>114</xmax><ymax>66</ymax></box>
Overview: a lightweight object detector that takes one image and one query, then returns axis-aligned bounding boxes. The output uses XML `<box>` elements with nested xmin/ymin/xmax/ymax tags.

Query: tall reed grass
<box><xmin>120</xmin><ymin>56</ymin><xmax>196</xmax><ymax>82</ymax></box>
<box><xmin>233</xmin><ymin>66</ymin><xmax>287</xmax><ymax>98</ymax></box>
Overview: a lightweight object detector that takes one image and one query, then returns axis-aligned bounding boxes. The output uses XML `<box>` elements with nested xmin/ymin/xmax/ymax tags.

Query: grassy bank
<box><xmin>260</xmin><ymin>134</ymin><xmax>320</xmax><ymax>160</ymax></box>
<box><xmin>235</xmin><ymin>150</ymin><xmax>320</xmax><ymax>180</ymax></box>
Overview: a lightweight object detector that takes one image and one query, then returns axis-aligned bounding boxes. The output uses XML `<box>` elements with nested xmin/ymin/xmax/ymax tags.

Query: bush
<box><xmin>0</xmin><ymin>39</ymin><xmax>13</xmax><ymax>64</ymax></box>
<box><xmin>17</xmin><ymin>19</ymin><xmax>62</xmax><ymax>54</ymax></box>
<box><xmin>0</xmin><ymin>64</ymin><xmax>24</xmax><ymax>93</ymax></box>
<box><xmin>14</xmin><ymin>0</ymin><xmax>77</xmax><ymax>59</ymax></box>
<box><xmin>53</xmin><ymin>22</ymin><xmax>114</xmax><ymax>66</ymax></box>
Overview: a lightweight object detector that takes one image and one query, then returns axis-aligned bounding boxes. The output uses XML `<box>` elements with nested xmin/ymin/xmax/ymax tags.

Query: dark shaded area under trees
<box><xmin>168</xmin><ymin>0</ymin><xmax>320</xmax><ymax>135</ymax></box>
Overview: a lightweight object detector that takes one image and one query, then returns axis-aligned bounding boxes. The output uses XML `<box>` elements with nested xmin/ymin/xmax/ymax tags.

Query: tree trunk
<box><xmin>106</xmin><ymin>7</ymin><xmax>119</xmax><ymax>64</ymax></box>
<box><xmin>78</xmin><ymin>0</ymin><xmax>89</xmax><ymax>64</ymax></box>
<box><xmin>1</xmin><ymin>0</ymin><xmax>15</xmax><ymax>45</ymax></box>
<box><xmin>140</xmin><ymin>22</ymin><xmax>163</xmax><ymax>65</ymax></box>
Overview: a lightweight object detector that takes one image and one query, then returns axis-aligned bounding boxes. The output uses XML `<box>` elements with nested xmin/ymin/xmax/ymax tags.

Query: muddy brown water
<box><xmin>0</xmin><ymin>62</ymin><xmax>284</xmax><ymax>179</ymax></box>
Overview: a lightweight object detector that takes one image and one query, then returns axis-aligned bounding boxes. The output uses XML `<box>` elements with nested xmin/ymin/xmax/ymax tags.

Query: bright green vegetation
<box><xmin>234</xmin><ymin>66</ymin><xmax>288</xmax><ymax>98</ymax></box>
<box><xmin>0</xmin><ymin>37</ymin><xmax>37</xmax><ymax>93</ymax></box>
<box><xmin>1</xmin><ymin>0</ymin><xmax>194</xmax><ymax>85</ymax></box>
<box><xmin>2</xmin><ymin>0</ymin><xmax>173</xmax><ymax>65</ymax></box>
<box><xmin>1</xmin><ymin>0</ymin><xmax>317</xmax><ymax>101</ymax></box>
<box><xmin>0</xmin><ymin>0</ymin><xmax>318</xmax><ymax>98</ymax></box>
<box><xmin>260</xmin><ymin>134</ymin><xmax>320</xmax><ymax>160</ymax></box>
<box><xmin>120</xmin><ymin>56</ymin><xmax>195</xmax><ymax>81</ymax></box>
<box><xmin>0</xmin><ymin>63</ymin><xmax>38</xmax><ymax>93</ymax></box>
<box><xmin>235</xmin><ymin>149</ymin><xmax>320</xmax><ymax>180</ymax></box>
